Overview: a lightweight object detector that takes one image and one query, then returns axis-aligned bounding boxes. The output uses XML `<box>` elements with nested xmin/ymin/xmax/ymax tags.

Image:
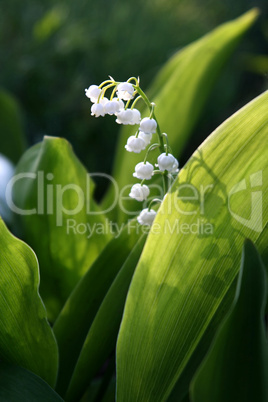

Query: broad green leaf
<box><xmin>12</xmin><ymin>136</ymin><xmax>112</xmax><ymax>320</ymax></box>
<box><xmin>0</xmin><ymin>90</ymin><xmax>26</xmax><ymax>163</ymax></box>
<box><xmin>0</xmin><ymin>362</ymin><xmax>64</xmax><ymax>402</ymax></box>
<box><xmin>190</xmin><ymin>239</ymin><xmax>268</xmax><ymax>402</ymax></box>
<box><xmin>54</xmin><ymin>221</ymin><xmax>146</xmax><ymax>396</ymax></box>
<box><xmin>65</xmin><ymin>234</ymin><xmax>147</xmax><ymax>402</ymax></box>
<box><xmin>116</xmin><ymin>90</ymin><xmax>268</xmax><ymax>401</ymax></box>
<box><xmin>0</xmin><ymin>218</ymin><xmax>58</xmax><ymax>387</ymax></box>
<box><xmin>102</xmin><ymin>9</ymin><xmax>259</xmax><ymax>223</ymax></box>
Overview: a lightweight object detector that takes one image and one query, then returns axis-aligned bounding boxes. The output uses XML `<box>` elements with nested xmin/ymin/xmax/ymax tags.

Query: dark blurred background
<box><xmin>0</xmin><ymin>0</ymin><xmax>267</xmax><ymax>199</ymax></box>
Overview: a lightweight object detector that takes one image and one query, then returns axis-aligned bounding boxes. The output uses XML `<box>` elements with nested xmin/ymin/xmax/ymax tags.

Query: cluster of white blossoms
<box><xmin>85</xmin><ymin>77</ymin><xmax>179</xmax><ymax>226</ymax></box>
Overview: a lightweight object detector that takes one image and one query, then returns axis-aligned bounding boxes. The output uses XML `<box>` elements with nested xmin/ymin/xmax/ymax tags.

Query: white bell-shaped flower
<box><xmin>114</xmin><ymin>98</ymin><xmax>124</xmax><ymax>111</ymax></box>
<box><xmin>116</xmin><ymin>109</ymin><xmax>134</xmax><ymax>125</ymax></box>
<box><xmin>125</xmin><ymin>136</ymin><xmax>146</xmax><ymax>153</ymax></box>
<box><xmin>157</xmin><ymin>153</ymin><xmax>178</xmax><ymax>172</ymax></box>
<box><xmin>104</xmin><ymin>100</ymin><xmax>118</xmax><ymax>115</ymax></box>
<box><xmin>104</xmin><ymin>99</ymin><xmax>124</xmax><ymax>115</ymax></box>
<box><xmin>130</xmin><ymin>109</ymin><xmax>141</xmax><ymax>125</ymax></box>
<box><xmin>137</xmin><ymin>208</ymin><xmax>157</xmax><ymax>226</ymax></box>
<box><xmin>129</xmin><ymin>183</ymin><xmax>150</xmax><ymax>201</ymax></box>
<box><xmin>99</xmin><ymin>97</ymin><xmax>109</xmax><ymax>106</ymax></box>
<box><xmin>116</xmin><ymin>108</ymin><xmax>141</xmax><ymax>125</ymax></box>
<box><xmin>85</xmin><ymin>85</ymin><xmax>101</xmax><ymax>102</ymax></box>
<box><xmin>116</xmin><ymin>82</ymin><xmax>135</xmax><ymax>100</ymax></box>
<box><xmin>170</xmin><ymin>158</ymin><xmax>179</xmax><ymax>174</ymax></box>
<box><xmin>91</xmin><ymin>103</ymin><xmax>105</xmax><ymax>117</ymax></box>
<box><xmin>116</xmin><ymin>98</ymin><xmax>125</xmax><ymax>111</ymax></box>
<box><xmin>139</xmin><ymin>117</ymin><xmax>157</xmax><ymax>134</ymax></box>
<box><xmin>138</xmin><ymin>131</ymin><xmax>152</xmax><ymax>146</ymax></box>
<box><xmin>133</xmin><ymin>162</ymin><xmax>154</xmax><ymax>180</ymax></box>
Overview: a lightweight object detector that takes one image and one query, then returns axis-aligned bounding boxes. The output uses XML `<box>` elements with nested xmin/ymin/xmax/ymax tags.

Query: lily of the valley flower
<box><xmin>156</xmin><ymin>153</ymin><xmax>179</xmax><ymax>172</ymax></box>
<box><xmin>131</xmin><ymin>109</ymin><xmax>141</xmax><ymax>125</ymax></box>
<box><xmin>85</xmin><ymin>85</ymin><xmax>101</xmax><ymax>102</ymax></box>
<box><xmin>99</xmin><ymin>97</ymin><xmax>109</xmax><ymax>106</ymax></box>
<box><xmin>91</xmin><ymin>103</ymin><xmax>105</xmax><ymax>117</ymax></box>
<box><xmin>104</xmin><ymin>99</ymin><xmax>124</xmax><ymax>115</ymax></box>
<box><xmin>86</xmin><ymin>76</ymin><xmax>180</xmax><ymax>227</ymax></box>
<box><xmin>137</xmin><ymin>208</ymin><xmax>157</xmax><ymax>226</ymax></box>
<box><xmin>133</xmin><ymin>161</ymin><xmax>154</xmax><ymax>180</ymax></box>
<box><xmin>169</xmin><ymin>158</ymin><xmax>179</xmax><ymax>174</ymax></box>
<box><xmin>116</xmin><ymin>82</ymin><xmax>135</xmax><ymax>100</ymax></box>
<box><xmin>125</xmin><ymin>136</ymin><xmax>146</xmax><ymax>153</ymax></box>
<box><xmin>129</xmin><ymin>183</ymin><xmax>150</xmax><ymax>201</ymax></box>
<box><xmin>139</xmin><ymin>117</ymin><xmax>157</xmax><ymax>134</ymax></box>
<box><xmin>138</xmin><ymin>131</ymin><xmax>152</xmax><ymax>146</ymax></box>
<box><xmin>116</xmin><ymin>109</ymin><xmax>134</xmax><ymax>124</ymax></box>
<box><xmin>116</xmin><ymin>108</ymin><xmax>141</xmax><ymax>125</ymax></box>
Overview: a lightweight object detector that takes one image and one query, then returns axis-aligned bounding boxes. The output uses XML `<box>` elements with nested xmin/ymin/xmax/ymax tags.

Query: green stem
<box><xmin>162</xmin><ymin>133</ymin><xmax>170</xmax><ymax>155</ymax></box>
<box><xmin>110</xmin><ymin>86</ymin><xmax>117</xmax><ymax>100</ymax></box>
<box><xmin>162</xmin><ymin>174</ymin><xmax>167</xmax><ymax>194</ymax></box>
<box><xmin>99</xmin><ymin>80</ymin><xmax>114</xmax><ymax>88</ymax></box>
<box><xmin>131</xmin><ymin>95</ymin><xmax>142</xmax><ymax>109</ymax></box>
<box><xmin>97</xmin><ymin>83</ymin><xmax>116</xmax><ymax>103</ymax></box>
<box><xmin>127</xmin><ymin>77</ymin><xmax>140</xmax><ymax>85</ymax></box>
<box><xmin>134</xmin><ymin>85</ymin><xmax>170</xmax><ymax>194</ymax></box>
<box><xmin>125</xmin><ymin>98</ymin><xmax>133</xmax><ymax>109</ymax></box>
<box><xmin>148</xmin><ymin>198</ymin><xmax>163</xmax><ymax>211</ymax></box>
<box><xmin>134</xmin><ymin>86</ymin><xmax>165</xmax><ymax>153</ymax></box>
<box><xmin>144</xmin><ymin>143</ymin><xmax>160</xmax><ymax>162</ymax></box>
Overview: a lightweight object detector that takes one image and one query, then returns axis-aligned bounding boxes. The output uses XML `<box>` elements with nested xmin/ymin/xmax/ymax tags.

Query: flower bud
<box><xmin>137</xmin><ymin>208</ymin><xmax>157</xmax><ymax>226</ymax></box>
<box><xmin>133</xmin><ymin>162</ymin><xmax>154</xmax><ymax>180</ymax></box>
<box><xmin>139</xmin><ymin>117</ymin><xmax>157</xmax><ymax>134</ymax></box>
<box><xmin>125</xmin><ymin>136</ymin><xmax>146</xmax><ymax>153</ymax></box>
<box><xmin>85</xmin><ymin>85</ymin><xmax>101</xmax><ymax>102</ymax></box>
<box><xmin>116</xmin><ymin>82</ymin><xmax>135</xmax><ymax>100</ymax></box>
<box><xmin>129</xmin><ymin>184</ymin><xmax>150</xmax><ymax>201</ymax></box>
<box><xmin>156</xmin><ymin>153</ymin><xmax>179</xmax><ymax>172</ymax></box>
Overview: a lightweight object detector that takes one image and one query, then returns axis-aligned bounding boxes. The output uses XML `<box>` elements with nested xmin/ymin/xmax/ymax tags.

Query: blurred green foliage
<box><xmin>0</xmin><ymin>0</ymin><xmax>267</xmax><ymax>198</ymax></box>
